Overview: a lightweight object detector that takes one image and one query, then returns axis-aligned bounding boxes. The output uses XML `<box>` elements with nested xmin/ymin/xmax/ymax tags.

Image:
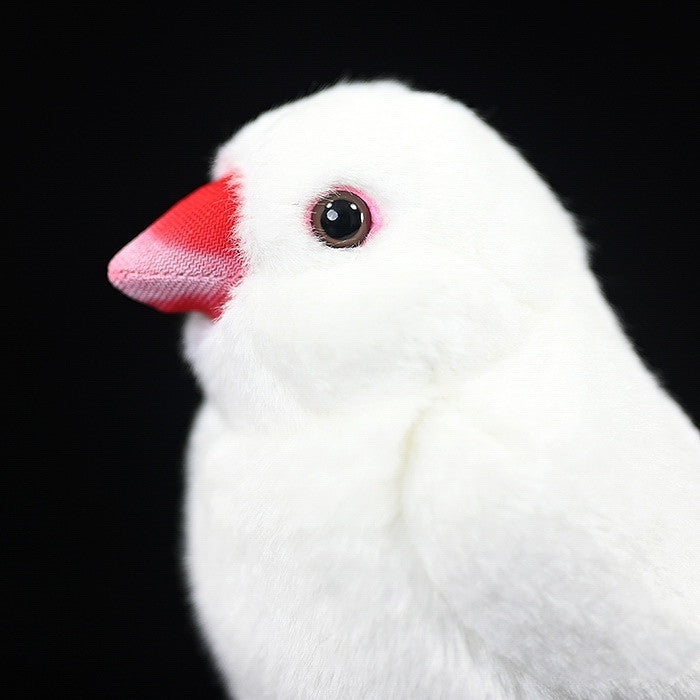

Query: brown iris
<box><xmin>311</xmin><ymin>191</ymin><xmax>372</xmax><ymax>248</ymax></box>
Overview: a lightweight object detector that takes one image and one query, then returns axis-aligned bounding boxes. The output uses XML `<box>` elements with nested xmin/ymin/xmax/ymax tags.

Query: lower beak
<box><xmin>107</xmin><ymin>175</ymin><xmax>246</xmax><ymax>319</ymax></box>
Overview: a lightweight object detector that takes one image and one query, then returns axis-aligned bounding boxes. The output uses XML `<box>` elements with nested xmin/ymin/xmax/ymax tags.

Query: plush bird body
<box><xmin>109</xmin><ymin>82</ymin><xmax>700</xmax><ymax>698</ymax></box>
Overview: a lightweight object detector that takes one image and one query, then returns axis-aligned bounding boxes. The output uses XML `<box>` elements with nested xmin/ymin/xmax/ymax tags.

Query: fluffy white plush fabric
<box><xmin>173</xmin><ymin>82</ymin><xmax>699</xmax><ymax>698</ymax></box>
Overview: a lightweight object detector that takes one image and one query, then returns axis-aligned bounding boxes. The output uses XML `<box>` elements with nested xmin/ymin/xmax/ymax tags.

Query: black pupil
<box><xmin>321</xmin><ymin>199</ymin><xmax>363</xmax><ymax>240</ymax></box>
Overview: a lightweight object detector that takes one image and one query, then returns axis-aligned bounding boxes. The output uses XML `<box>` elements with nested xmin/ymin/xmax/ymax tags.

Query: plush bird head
<box><xmin>109</xmin><ymin>81</ymin><xmax>587</xmax><ymax>427</ymax></box>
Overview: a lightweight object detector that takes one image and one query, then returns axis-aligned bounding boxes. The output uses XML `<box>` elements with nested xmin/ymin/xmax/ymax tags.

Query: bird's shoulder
<box><xmin>399</xmin><ymin>384</ymin><xmax>700</xmax><ymax>695</ymax></box>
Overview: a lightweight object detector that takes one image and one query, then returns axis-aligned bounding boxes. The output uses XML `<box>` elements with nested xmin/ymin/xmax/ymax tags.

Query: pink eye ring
<box><xmin>310</xmin><ymin>190</ymin><xmax>372</xmax><ymax>248</ymax></box>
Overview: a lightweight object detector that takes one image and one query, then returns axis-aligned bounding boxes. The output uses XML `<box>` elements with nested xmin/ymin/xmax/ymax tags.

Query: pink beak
<box><xmin>107</xmin><ymin>175</ymin><xmax>246</xmax><ymax>319</ymax></box>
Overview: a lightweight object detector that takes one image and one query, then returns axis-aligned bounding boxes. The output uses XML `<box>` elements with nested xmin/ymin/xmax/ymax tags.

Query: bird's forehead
<box><xmin>214</xmin><ymin>83</ymin><xmax>465</xmax><ymax>188</ymax></box>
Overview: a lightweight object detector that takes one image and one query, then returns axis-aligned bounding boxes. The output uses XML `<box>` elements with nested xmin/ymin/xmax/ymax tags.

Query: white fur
<box><xmin>182</xmin><ymin>81</ymin><xmax>700</xmax><ymax>698</ymax></box>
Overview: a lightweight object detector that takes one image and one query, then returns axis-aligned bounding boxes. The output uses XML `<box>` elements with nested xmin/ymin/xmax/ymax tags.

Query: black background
<box><xmin>10</xmin><ymin>5</ymin><xmax>699</xmax><ymax>698</ymax></box>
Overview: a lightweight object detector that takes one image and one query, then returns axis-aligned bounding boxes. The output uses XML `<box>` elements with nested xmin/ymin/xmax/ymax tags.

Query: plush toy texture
<box><xmin>109</xmin><ymin>81</ymin><xmax>699</xmax><ymax>699</ymax></box>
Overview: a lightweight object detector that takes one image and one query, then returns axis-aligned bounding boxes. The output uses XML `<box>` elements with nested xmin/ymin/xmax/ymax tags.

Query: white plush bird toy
<box><xmin>108</xmin><ymin>81</ymin><xmax>699</xmax><ymax>699</ymax></box>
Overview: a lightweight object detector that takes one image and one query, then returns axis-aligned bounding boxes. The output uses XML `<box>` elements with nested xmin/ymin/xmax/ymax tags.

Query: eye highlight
<box><xmin>311</xmin><ymin>191</ymin><xmax>372</xmax><ymax>248</ymax></box>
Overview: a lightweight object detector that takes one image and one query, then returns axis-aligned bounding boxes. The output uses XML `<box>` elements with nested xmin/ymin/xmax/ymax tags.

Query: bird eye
<box><xmin>311</xmin><ymin>191</ymin><xmax>372</xmax><ymax>248</ymax></box>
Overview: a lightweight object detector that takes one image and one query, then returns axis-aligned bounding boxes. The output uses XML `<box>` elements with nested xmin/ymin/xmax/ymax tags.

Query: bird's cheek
<box><xmin>107</xmin><ymin>175</ymin><xmax>247</xmax><ymax>320</ymax></box>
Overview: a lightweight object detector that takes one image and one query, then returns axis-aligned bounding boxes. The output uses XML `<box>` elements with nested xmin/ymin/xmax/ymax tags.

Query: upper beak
<box><xmin>107</xmin><ymin>175</ymin><xmax>246</xmax><ymax>319</ymax></box>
